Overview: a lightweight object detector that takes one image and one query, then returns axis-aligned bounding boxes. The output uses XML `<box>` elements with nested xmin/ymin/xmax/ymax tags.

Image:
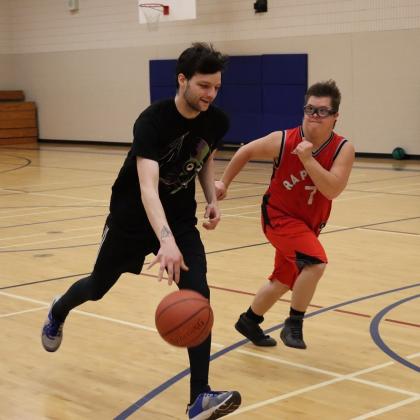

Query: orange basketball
<box><xmin>155</xmin><ymin>289</ymin><xmax>213</xmax><ymax>348</ymax></box>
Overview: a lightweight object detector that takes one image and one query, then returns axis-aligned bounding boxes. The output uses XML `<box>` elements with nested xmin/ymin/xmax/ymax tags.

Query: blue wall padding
<box><xmin>262</xmin><ymin>54</ymin><xmax>307</xmax><ymax>84</ymax></box>
<box><xmin>149</xmin><ymin>54</ymin><xmax>307</xmax><ymax>144</ymax></box>
<box><xmin>222</xmin><ymin>56</ymin><xmax>261</xmax><ymax>85</ymax></box>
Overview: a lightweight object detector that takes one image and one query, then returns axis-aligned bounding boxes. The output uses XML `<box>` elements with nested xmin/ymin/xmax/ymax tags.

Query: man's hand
<box><xmin>292</xmin><ymin>138</ymin><xmax>314</xmax><ymax>164</ymax></box>
<box><xmin>148</xmin><ymin>237</ymin><xmax>189</xmax><ymax>285</ymax></box>
<box><xmin>202</xmin><ymin>202</ymin><xmax>220</xmax><ymax>230</ymax></box>
<box><xmin>215</xmin><ymin>180</ymin><xmax>227</xmax><ymax>200</ymax></box>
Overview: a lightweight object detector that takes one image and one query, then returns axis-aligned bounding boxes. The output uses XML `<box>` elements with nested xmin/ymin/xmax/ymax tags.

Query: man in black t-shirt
<box><xmin>41</xmin><ymin>43</ymin><xmax>241</xmax><ymax>419</ymax></box>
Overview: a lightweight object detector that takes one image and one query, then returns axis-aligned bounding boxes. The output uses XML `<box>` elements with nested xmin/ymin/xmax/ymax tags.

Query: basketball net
<box><xmin>139</xmin><ymin>4</ymin><xmax>169</xmax><ymax>31</ymax></box>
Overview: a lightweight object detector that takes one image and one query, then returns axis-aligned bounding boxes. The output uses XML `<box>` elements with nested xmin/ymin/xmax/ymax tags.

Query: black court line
<box><xmin>0</xmin><ymin>145</ymin><xmax>128</xmax><ymax>156</ymax></box>
<box><xmin>0</xmin><ymin>155</ymin><xmax>32</xmax><ymax>174</ymax></box>
<box><xmin>364</xmin><ymin>227</ymin><xmax>420</xmax><ymax>236</ymax></box>
<box><xmin>16</xmin><ymin>182</ymin><xmax>111</xmax><ymax>194</ymax></box>
<box><xmin>322</xmin><ymin>216</ymin><xmax>420</xmax><ymax>235</ymax></box>
<box><xmin>0</xmin><ymin>214</ymin><xmax>106</xmax><ymax>229</ymax></box>
<box><xmin>1</xmin><ymin>215</ymin><xmax>419</xmax><ymax>253</ymax></box>
<box><xmin>114</xmin><ymin>282</ymin><xmax>420</xmax><ymax>419</ymax></box>
<box><xmin>349</xmin><ymin>173</ymin><xmax>420</xmax><ymax>186</ymax></box>
<box><xmin>3</xmin><ymin>269</ymin><xmax>419</xmax><ymax>331</ymax></box>
<box><xmin>21</xmin><ymin>163</ymin><xmax>117</xmax><ymax>174</ymax></box>
<box><xmin>221</xmin><ymin>189</ymin><xmax>420</xmax><ymax>201</ymax></box>
<box><xmin>370</xmin><ymin>294</ymin><xmax>420</xmax><ymax>372</ymax></box>
<box><xmin>0</xmin><ymin>182</ymin><xmax>111</xmax><ymax>197</ymax></box>
<box><xmin>345</xmin><ymin>189</ymin><xmax>420</xmax><ymax>198</ymax></box>
<box><xmin>351</xmin><ymin>165</ymin><xmax>420</xmax><ymax>173</ymax></box>
<box><xmin>2</xmin><ymin>145</ymin><xmax>420</xmax><ymax>172</ymax></box>
<box><xmin>0</xmin><ymin>205</ymin><xmax>107</xmax><ymax>210</ymax></box>
<box><xmin>0</xmin><ymin>242</ymin><xmax>100</xmax><ymax>253</ymax></box>
<box><xmin>0</xmin><ymin>272</ymin><xmax>91</xmax><ymax>290</ymax></box>
<box><xmin>216</xmin><ymin>171</ymin><xmax>420</xmax><ymax>188</ymax></box>
<box><xmin>220</xmin><ymin>194</ymin><xmax>262</xmax><ymax>201</ymax></box>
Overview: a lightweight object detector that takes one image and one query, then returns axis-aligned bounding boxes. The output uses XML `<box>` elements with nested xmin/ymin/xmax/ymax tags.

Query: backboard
<box><xmin>138</xmin><ymin>0</ymin><xmax>196</xmax><ymax>25</ymax></box>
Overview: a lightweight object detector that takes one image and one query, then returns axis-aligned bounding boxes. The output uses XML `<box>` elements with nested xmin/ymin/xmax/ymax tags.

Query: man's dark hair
<box><xmin>305</xmin><ymin>79</ymin><xmax>341</xmax><ymax>112</ymax></box>
<box><xmin>175</xmin><ymin>42</ymin><xmax>228</xmax><ymax>88</ymax></box>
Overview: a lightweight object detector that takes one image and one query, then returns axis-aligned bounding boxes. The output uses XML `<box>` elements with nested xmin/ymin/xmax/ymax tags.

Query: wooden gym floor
<box><xmin>0</xmin><ymin>143</ymin><xmax>419</xmax><ymax>419</ymax></box>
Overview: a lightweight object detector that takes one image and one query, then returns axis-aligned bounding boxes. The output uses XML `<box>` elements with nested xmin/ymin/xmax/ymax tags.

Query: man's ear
<box><xmin>177</xmin><ymin>73</ymin><xmax>186</xmax><ymax>88</ymax></box>
<box><xmin>333</xmin><ymin>113</ymin><xmax>339</xmax><ymax>129</ymax></box>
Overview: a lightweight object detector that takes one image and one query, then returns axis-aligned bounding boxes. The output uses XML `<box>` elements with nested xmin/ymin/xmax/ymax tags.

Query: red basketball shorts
<box><xmin>262</xmin><ymin>216</ymin><xmax>327</xmax><ymax>289</ymax></box>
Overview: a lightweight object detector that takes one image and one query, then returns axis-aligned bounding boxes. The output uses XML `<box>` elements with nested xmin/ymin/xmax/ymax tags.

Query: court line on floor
<box><xmin>350</xmin><ymin>395</ymin><xmax>420</xmax><ymax>420</ymax></box>
<box><xmin>0</xmin><ymin>232</ymin><xmax>101</xmax><ymax>249</ymax></box>
<box><xmin>0</xmin><ymin>155</ymin><xmax>31</xmax><ymax>173</ymax></box>
<box><xmin>0</xmin><ymin>306</ymin><xmax>46</xmax><ymax>318</ymax></box>
<box><xmin>2</xmin><ymin>270</ymin><xmax>418</xmax><ymax>330</ymax></box>
<box><xmin>0</xmin><ymin>207</ymin><xmax>100</xmax><ymax>221</ymax></box>
<box><xmin>114</xmin><ymin>282</ymin><xmax>420</xmax><ymax>419</ymax></box>
<box><xmin>0</xmin><ymin>176</ymin><xmax>114</xmax><ymax>191</ymax></box>
<box><xmin>0</xmin><ymin>214</ymin><xmax>106</xmax><ymax>230</ymax></box>
<box><xmin>0</xmin><ymin>223</ymin><xmax>103</xmax><ymax>242</ymax></box>
<box><xmin>0</xmin><ymin>145</ymin><xmax>128</xmax><ymax>156</ymax></box>
<box><xmin>235</xmin><ymin>348</ymin><xmax>420</xmax><ymax>395</ymax></box>
<box><xmin>370</xmin><ymin>294</ymin><xmax>420</xmax><ymax>372</ymax></box>
<box><xmin>1</xmin><ymin>212</ymin><xmax>418</xmax><ymax>253</ymax></box>
<box><xmin>0</xmin><ymin>291</ymin><xmax>157</xmax><ymax>332</ymax></box>
<box><xmin>0</xmin><ymin>187</ymin><xmax>108</xmax><ymax>203</ymax></box>
<box><xmin>227</xmin><ymin>351</ymin><xmax>420</xmax><ymax>417</ymax></box>
<box><xmin>2</xmin><ymin>287</ymin><xmax>418</xmax><ymax>418</ymax></box>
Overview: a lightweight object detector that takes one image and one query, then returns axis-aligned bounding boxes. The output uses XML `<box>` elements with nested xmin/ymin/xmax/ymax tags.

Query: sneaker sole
<box><xmin>235</xmin><ymin>321</ymin><xmax>277</xmax><ymax>347</ymax></box>
<box><xmin>208</xmin><ymin>391</ymin><xmax>241</xmax><ymax>420</ymax></box>
<box><xmin>280</xmin><ymin>329</ymin><xmax>307</xmax><ymax>349</ymax></box>
<box><xmin>41</xmin><ymin>296</ymin><xmax>63</xmax><ymax>352</ymax></box>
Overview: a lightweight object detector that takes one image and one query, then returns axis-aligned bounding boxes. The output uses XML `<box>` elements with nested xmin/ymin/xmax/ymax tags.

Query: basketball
<box><xmin>155</xmin><ymin>289</ymin><xmax>213</xmax><ymax>348</ymax></box>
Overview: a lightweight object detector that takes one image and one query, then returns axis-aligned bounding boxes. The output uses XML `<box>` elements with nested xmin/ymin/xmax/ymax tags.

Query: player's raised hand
<box><xmin>292</xmin><ymin>137</ymin><xmax>313</xmax><ymax>163</ymax></box>
<box><xmin>215</xmin><ymin>180</ymin><xmax>227</xmax><ymax>200</ymax></box>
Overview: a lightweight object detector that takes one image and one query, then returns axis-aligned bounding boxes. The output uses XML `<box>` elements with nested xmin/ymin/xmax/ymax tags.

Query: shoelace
<box><xmin>290</xmin><ymin>324</ymin><xmax>303</xmax><ymax>339</ymax></box>
<box><xmin>254</xmin><ymin>325</ymin><xmax>271</xmax><ymax>340</ymax></box>
<box><xmin>45</xmin><ymin>318</ymin><xmax>62</xmax><ymax>338</ymax></box>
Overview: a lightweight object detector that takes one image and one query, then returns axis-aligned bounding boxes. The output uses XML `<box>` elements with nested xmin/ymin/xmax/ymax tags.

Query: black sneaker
<box><xmin>235</xmin><ymin>313</ymin><xmax>276</xmax><ymax>347</ymax></box>
<box><xmin>280</xmin><ymin>316</ymin><xmax>306</xmax><ymax>349</ymax></box>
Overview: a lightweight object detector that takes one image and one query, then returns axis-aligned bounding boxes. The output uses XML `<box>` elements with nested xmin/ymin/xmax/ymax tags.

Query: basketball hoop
<box><xmin>139</xmin><ymin>3</ymin><xmax>170</xmax><ymax>31</ymax></box>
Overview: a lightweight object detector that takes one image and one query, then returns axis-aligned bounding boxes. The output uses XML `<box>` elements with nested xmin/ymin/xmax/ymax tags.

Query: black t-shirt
<box><xmin>109</xmin><ymin>98</ymin><xmax>229</xmax><ymax>234</ymax></box>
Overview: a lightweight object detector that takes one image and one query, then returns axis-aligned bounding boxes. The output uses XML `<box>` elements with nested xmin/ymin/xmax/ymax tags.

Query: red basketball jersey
<box><xmin>264</xmin><ymin>126</ymin><xmax>348</xmax><ymax>235</ymax></box>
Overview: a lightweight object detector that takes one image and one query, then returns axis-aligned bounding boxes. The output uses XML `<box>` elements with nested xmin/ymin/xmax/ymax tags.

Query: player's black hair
<box><xmin>175</xmin><ymin>42</ymin><xmax>228</xmax><ymax>88</ymax></box>
<box><xmin>305</xmin><ymin>79</ymin><xmax>341</xmax><ymax>112</ymax></box>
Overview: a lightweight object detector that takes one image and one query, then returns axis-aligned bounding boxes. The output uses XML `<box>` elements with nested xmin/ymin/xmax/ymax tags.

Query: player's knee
<box><xmin>270</xmin><ymin>279</ymin><xmax>290</xmax><ymax>294</ymax></box>
<box><xmin>311</xmin><ymin>262</ymin><xmax>326</xmax><ymax>277</ymax></box>
<box><xmin>89</xmin><ymin>287</ymin><xmax>108</xmax><ymax>301</ymax></box>
<box><xmin>87</xmin><ymin>271</ymin><xmax>118</xmax><ymax>301</ymax></box>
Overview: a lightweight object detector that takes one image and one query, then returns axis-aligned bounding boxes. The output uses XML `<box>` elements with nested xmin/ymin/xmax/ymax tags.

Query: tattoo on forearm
<box><xmin>161</xmin><ymin>226</ymin><xmax>172</xmax><ymax>240</ymax></box>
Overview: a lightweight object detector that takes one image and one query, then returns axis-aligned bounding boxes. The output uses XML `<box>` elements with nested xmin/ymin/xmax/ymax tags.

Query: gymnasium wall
<box><xmin>0</xmin><ymin>0</ymin><xmax>9</xmax><ymax>52</ymax></box>
<box><xmin>0</xmin><ymin>0</ymin><xmax>12</xmax><ymax>86</ymax></box>
<box><xmin>3</xmin><ymin>0</ymin><xmax>420</xmax><ymax>154</ymax></box>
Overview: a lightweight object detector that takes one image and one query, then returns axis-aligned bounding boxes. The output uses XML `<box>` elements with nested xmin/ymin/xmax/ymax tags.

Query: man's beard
<box><xmin>184</xmin><ymin>85</ymin><xmax>206</xmax><ymax>112</ymax></box>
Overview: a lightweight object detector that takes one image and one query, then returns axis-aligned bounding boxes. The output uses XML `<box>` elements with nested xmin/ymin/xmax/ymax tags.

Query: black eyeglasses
<box><xmin>303</xmin><ymin>105</ymin><xmax>336</xmax><ymax>118</ymax></box>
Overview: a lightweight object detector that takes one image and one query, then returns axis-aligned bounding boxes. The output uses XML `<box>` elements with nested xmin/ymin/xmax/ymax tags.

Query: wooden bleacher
<box><xmin>0</xmin><ymin>90</ymin><xmax>38</xmax><ymax>144</ymax></box>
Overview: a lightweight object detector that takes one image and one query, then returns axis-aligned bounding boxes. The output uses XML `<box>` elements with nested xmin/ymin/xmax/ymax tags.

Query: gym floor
<box><xmin>1</xmin><ymin>142</ymin><xmax>419</xmax><ymax>419</ymax></box>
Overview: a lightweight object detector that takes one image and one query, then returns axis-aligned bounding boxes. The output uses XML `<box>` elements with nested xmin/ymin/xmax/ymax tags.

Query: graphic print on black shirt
<box><xmin>109</xmin><ymin>99</ymin><xmax>229</xmax><ymax>232</ymax></box>
<box><xmin>159</xmin><ymin>132</ymin><xmax>210</xmax><ymax>194</ymax></box>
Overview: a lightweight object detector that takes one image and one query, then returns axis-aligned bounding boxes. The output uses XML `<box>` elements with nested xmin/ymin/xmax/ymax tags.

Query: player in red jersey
<box><xmin>216</xmin><ymin>80</ymin><xmax>355</xmax><ymax>349</ymax></box>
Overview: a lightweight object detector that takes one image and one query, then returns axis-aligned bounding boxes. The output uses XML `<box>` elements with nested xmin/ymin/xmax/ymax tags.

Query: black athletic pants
<box><xmin>52</xmin><ymin>220</ymin><xmax>211</xmax><ymax>404</ymax></box>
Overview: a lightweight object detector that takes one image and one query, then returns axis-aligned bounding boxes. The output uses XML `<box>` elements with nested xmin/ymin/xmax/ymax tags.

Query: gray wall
<box><xmin>0</xmin><ymin>0</ymin><xmax>12</xmax><ymax>86</ymax></box>
<box><xmin>0</xmin><ymin>55</ymin><xmax>13</xmax><ymax>88</ymax></box>
<box><xmin>4</xmin><ymin>1</ymin><xmax>420</xmax><ymax>154</ymax></box>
